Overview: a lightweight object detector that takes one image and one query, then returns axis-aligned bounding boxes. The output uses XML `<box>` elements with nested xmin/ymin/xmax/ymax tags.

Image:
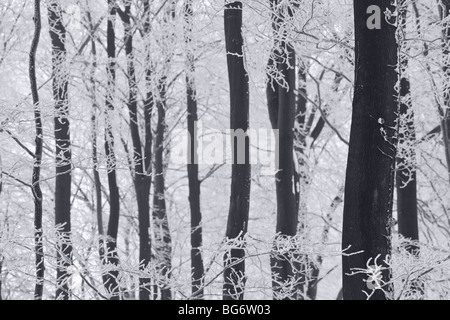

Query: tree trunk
<box><xmin>103</xmin><ymin>0</ymin><xmax>121</xmax><ymax>299</ymax></box>
<box><xmin>30</xmin><ymin>0</ymin><xmax>45</xmax><ymax>300</ymax></box>
<box><xmin>153</xmin><ymin>78</ymin><xmax>172</xmax><ymax>300</ymax></box>
<box><xmin>223</xmin><ymin>1</ymin><xmax>251</xmax><ymax>301</ymax></box>
<box><xmin>151</xmin><ymin>2</ymin><xmax>176</xmax><ymax>301</ymax></box>
<box><xmin>117</xmin><ymin>3</ymin><xmax>153</xmax><ymax>300</ymax></box>
<box><xmin>267</xmin><ymin>0</ymin><xmax>298</xmax><ymax>300</ymax></box>
<box><xmin>141</xmin><ymin>0</ymin><xmax>154</xmax><ymax>300</ymax></box>
<box><xmin>48</xmin><ymin>0</ymin><xmax>73</xmax><ymax>300</ymax></box>
<box><xmin>342</xmin><ymin>0</ymin><xmax>398</xmax><ymax>300</ymax></box>
<box><xmin>184</xmin><ymin>0</ymin><xmax>205</xmax><ymax>300</ymax></box>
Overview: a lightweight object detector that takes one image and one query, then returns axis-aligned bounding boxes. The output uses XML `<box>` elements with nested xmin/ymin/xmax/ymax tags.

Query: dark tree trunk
<box><xmin>397</xmin><ymin>1</ymin><xmax>419</xmax><ymax>249</ymax></box>
<box><xmin>184</xmin><ymin>0</ymin><xmax>205</xmax><ymax>300</ymax></box>
<box><xmin>151</xmin><ymin>2</ymin><xmax>177</xmax><ymax>301</ymax></box>
<box><xmin>223</xmin><ymin>1</ymin><xmax>251</xmax><ymax>301</ymax></box>
<box><xmin>267</xmin><ymin>0</ymin><xmax>298</xmax><ymax>300</ymax></box>
<box><xmin>342</xmin><ymin>0</ymin><xmax>398</xmax><ymax>300</ymax></box>
<box><xmin>267</xmin><ymin>58</ymin><xmax>306</xmax><ymax>299</ymax></box>
<box><xmin>117</xmin><ymin>3</ymin><xmax>153</xmax><ymax>300</ymax></box>
<box><xmin>271</xmin><ymin>43</ymin><xmax>298</xmax><ymax>300</ymax></box>
<box><xmin>48</xmin><ymin>0</ymin><xmax>73</xmax><ymax>300</ymax></box>
<box><xmin>30</xmin><ymin>0</ymin><xmax>44</xmax><ymax>300</ymax></box>
<box><xmin>153</xmin><ymin>78</ymin><xmax>172</xmax><ymax>300</ymax></box>
<box><xmin>141</xmin><ymin>0</ymin><xmax>154</xmax><ymax>300</ymax></box>
<box><xmin>103</xmin><ymin>0</ymin><xmax>121</xmax><ymax>299</ymax></box>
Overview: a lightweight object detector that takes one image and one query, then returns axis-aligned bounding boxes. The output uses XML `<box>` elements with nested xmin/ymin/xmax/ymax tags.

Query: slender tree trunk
<box><xmin>152</xmin><ymin>78</ymin><xmax>172</xmax><ymax>300</ymax></box>
<box><xmin>48</xmin><ymin>0</ymin><xmax>73</xmax><ymax>300</ymax></box>
<box><xmin>268</xmin><ymin>57</ymin><xmax>306</xmax><ymax>299</ymax></box>
<box><xmin>272</xmin><ymin>43</ymin><xmax>297</xmax><ymax>300</ymax></box>
<box><xmin>142</xmin><ymin>0</ymin><xmax>154</xmax><ymax>300</ymax></box>
<box><xmin>397</xmin><ymin>0</ymin><xmax>419</xmax><ymax>249</ymax></box>
<box><xmin>267</xmin><ymin>0</ymin><xmax>298</xmax><ymax>300</ymax></box>
<box><xmin>30</xmin><ymin>0</ymin><xmax>45</xmax><ymax>300</ymax></box>
<box><xmin>183</xmin><ymin>0</ymin><xmax>205</xmax><ymax>299</ymax></box>
<box><xmin>103</xmin><ymin>0</ymin><xmax>121</xmax><ymax>299</ymax></box>
<box><xmin>223</xmin><ymin>1</ymin><xmax>251</xmax><ymax>301</ymax></box>
<box><xmin>342</xmin><ymin>0</ymin><xmax>398</xmax><ymax>300</ymax></box>
<box><xmin>118</xmin><ymin>4</ymin><xmax>153</xmax><ymax>300</ymax></box>
<box><xmin>151</xmin><ymin>2</ymin><xmax>176</xmax><ymax>301</ymax></box>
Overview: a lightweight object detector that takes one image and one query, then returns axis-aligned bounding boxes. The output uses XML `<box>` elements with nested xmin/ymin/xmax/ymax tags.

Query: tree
<box><xmin>342</xmin><ymin>0</ymin><xmax>398</xmax><ymax>300</ymax></box>
<box><xmin>102</xmin><ymin>0</ymin><xmax>121</xmax><ymax>299</ymax></box>
<box><xmin>48</xmin><ymin>0</ymin><xmax>73</xmax><ymax>300</ymax></box>
<box><xmin>151</xmin><ymin>1</ymin><xmax>177</xmax><ymax>301</ymax></box>
<box><xmin>267</xmin><ymin>0</ymin><xmax>298</xmax><ymax>300</ymax></box>
<box><xmin>141</xmin><ymin>0</ymin><xmax>155</xmax><ymax>300</ymax></box>
<box><xmin>117</xmin><ymin>1</ymin><xmax>153</xmax><ymax>300</ymax></box>
<box><xmin>223</xmin><ymin>0</ymin><xmax>251</xmax><ymax>301</ymax></box>
<box><xmin>152</xmin><ymin>78</ymin><xmax>172</xmax><ymax>300</ymax></box>
<box><xmin>183</xmin><ymin>0</ymin><xmax>205</xmax><ymax>299</ymax></box>
<box><xmin>30</xmin><ymin>0</ymin><xmax>44</xmax><ymax>301</ymax></box>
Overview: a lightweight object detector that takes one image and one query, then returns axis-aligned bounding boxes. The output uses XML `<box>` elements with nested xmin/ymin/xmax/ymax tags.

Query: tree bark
<box><xmin>30</xmin><ymin>0</ymin><xmax>45</xmax><ymax>300</ymax></box>
<box><xmin>152</xmin><ymin>78</ymin><xmax>172</xmax><ymax>300</ymax></box>
<box><xmin>267</xmin><ymin>0</ymin><xmax>298</xmax><ymax>300</ymax></box>
<box><xmin>342</xmin><ymin>0</ymin><xmax>398</xmax><ymax>300</ymax></box>
<box><xmin>223</xmin><ymin>1</ymin><xmax>251</xmax><ymax>301</ymax></box>
<box><xmin>48</xmin><ymin>0</ymin><xmax>73</xmax><ymax>300</ymax></box>
<box><xmin>103</xmin><ymin>0</ymin><xmax>121</xmax><ymax>299</ymax></box>
<box><xmin>184</xmin><ymin>0</ymin><xmax>205</xmax><ymax>299</ymax></box>
<box><xmin>151</xmin><ymin>2</ymin><xmax>176</xmax><ymax>301</ymax></box>
<box><xmin>118</xmin><ymin>3</ymin><xmax>153</xmax><ymax>300</ymax></box>
<box><xmin>141</xmin><ymin>0</ymin><xmax>154</xmax><ymax>300</ymax></box>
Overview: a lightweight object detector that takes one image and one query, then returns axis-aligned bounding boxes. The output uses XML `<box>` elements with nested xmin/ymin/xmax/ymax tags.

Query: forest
<box><xmin>0</xmin><ymin>0</ymin><xmax>450</xmax><ymax>301</ymax></box>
